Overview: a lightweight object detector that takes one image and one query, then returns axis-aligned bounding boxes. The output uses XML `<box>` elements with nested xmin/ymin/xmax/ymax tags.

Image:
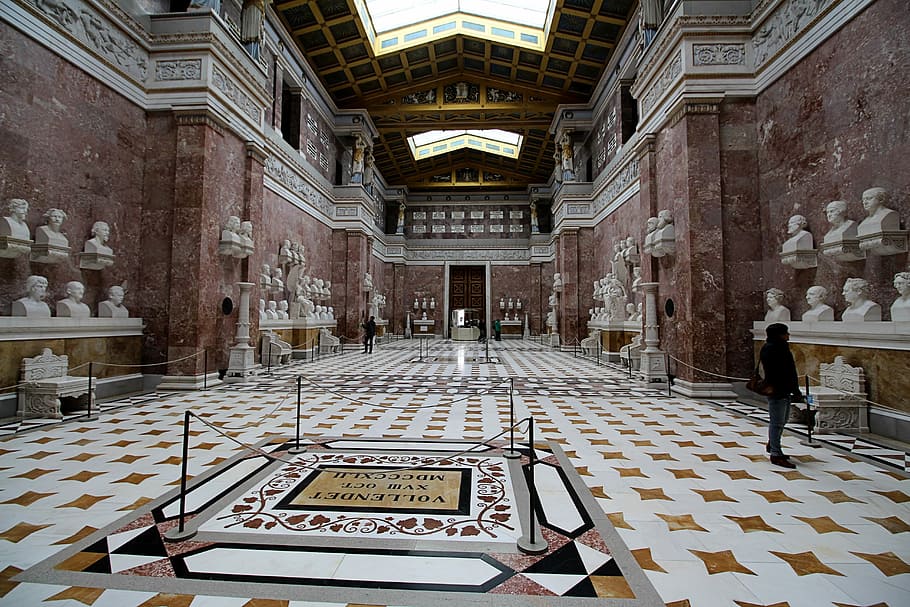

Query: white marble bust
<box><xmin>271</xmin><ymin>267</ymin><xmax>285</xmax><ymax>294</ymax></box>
<box><xmin>857</xmin><ymin>187</ymin><xmax>900</xmax><ymax>236</ymax></box>
<box><xmin>891</xmin><ymin>272</ymin><xmax>910</xmax><ymax>321</ymax></box>
<box><xmin>364</xmin><ymin>271</ymin><xmax>374</xmax><ymax>292</ymax></box>
<box><xmin>277</xmin><ymin>300</ymin><xmax>289</xmax><ymax>320</ymax></box>
<box><xmin>1</xmin><ymin>198</ymin><xmax>31</xmax><ymax>240</ymax></box>
<box><xmin>552</xmin><ymin>272</ymin><xmax>564</xmax><ymax>291</ymax></box>
<box><xmin>781</xmin><ymin>215</ymin><xmax>814</xmax><ymax>252</ymax></box>
<box><xmin>764</xmin><ymin>288</ymin><xmax>791</xmax><ymax>321</ymax></box>
<box><xmin>643</xmin><ymin>216</ymin><xmax>659</xmax><ymax>253</ymax></box>
<box><xmin>802</xmin><ymin>285</ymin><xmax>834</xmax><ymax>321</ymax></box>
<box><xmin>258</xmin><ymin>298</ymin><xmax>267</xmax><ymax>322</ymax></box>
<box><xmin>11</xmin><ymin>275</ymin><xmax>51</xmax><ymax>317</ymax></box>
<box><xmin>56</xmin><ymin>281</ymin><xmax>91</xmax><ymax>318</ymax></box>
<box><xmin>652</xmin><ymin>210</ymin><xmax>676</xmax><ymax>256</ymax></box>
<box><xmin>238</xmin><ymin>220</ymin><xmax>254</xmax><ymax>258</ymax></box>
<box><xmin>631</xmin><ymin>266</ymin><xmax>642</xmax><ymax>290</ymax></box>
<box><xmin>98</xmin><ymin>285</ymin><xmax>129</xmax><ymax>318</ymax></box>
<box><xmin>260</xmin><ymin>264</ymin><xmax>272</xmax><ymax>289</ymax></box>
<box><xmin>84</xmin><ymin>221</ymin><xmax>113</xmax><ymax>256</ymax></box>
<box><xmin>841</xmin><ymin>277</ymin><xmax>882</xmax><ymax>321</ymax></box>
<box><xmin>822</xmin><ymin>200</ymin><xmax>858</xmax><ymax>243</ymax></box>
<box><xmin>266</xmin><ymin>300</ymin><xmax>278</xmax><ymax>320</ymax></box>
<box><xmin>327</xmin><ymin>306</ymin><xmax>335</xmax><ymax>320</ymax></box>
<box><xmin>219</xmin><ymin>215</ymin><xmax>241</xmax><ymax>256</ymax></box>
<box><xmin>35</xmin><ymin>208</ymin><xmax>69</xmax><ymax>248</ymax></box>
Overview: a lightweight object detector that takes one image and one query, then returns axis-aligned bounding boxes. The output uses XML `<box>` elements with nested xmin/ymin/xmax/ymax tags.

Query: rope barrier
<box><xmin>92</xmin><ymin>349</ymin><xmax>204</xmax><ymax>369</ymax></box>
<box><xmin>666</xmin><ymin>353</ymin><xmax>751</xmax><ymax>382</ymax></box>
<box><xmin>803</xmin><ymin>374</ymin><xmax>902</xmax><ymax>413</ymax></box>
<box><xmin>190</xmin><ymin>408</ymin><xmax>531</xmax><ymax>475</ymax></box>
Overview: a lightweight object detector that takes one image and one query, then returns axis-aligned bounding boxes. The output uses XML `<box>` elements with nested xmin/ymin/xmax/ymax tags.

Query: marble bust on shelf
<box><xmin>651</xmin><ymin>209</ymin><xmax>676</xmax><ymax>257</ymax></box>
<box><xmin>642</xmin><ymin>216</ymin><xmax>659</xmax><ymax>255</ymax></box>
<box><xmin>32</xmin><ymin>207</ymin><xmax>71</xmax><ymax>264</ymax></box>
<box><xmin>238</xmin><ymin>221</ymin><xmax>254</xmax><ymax>259</ymax></box>
<box><xmin>764</xmin><ymin>288</ymin><xmax>791</xmax><ymax>322</ymax></box>
<box><xmin>98</xmin><ymin>285</ymin><xmax>129</xmax><ymax>318</ymax></box>
<box><xmin>80</xmin><ymin>220</ymin><xmax>115</xmax><ymax>269</ymax></box>
<box><xmin>841</xmin><ymin>277</ymin><xmax>882</xmax><ymax>321</ymax></box>
<box><xmin>0</xmin><ymin>198</ymin><xmax>33</xmax><ymax>258</ymax></box>
<box><xmin>780</xmin><ymin>214</ymin><xmax>817</xmax><ymax>268</ymax></box>
<box><xmin>820</xmin><ymin>199</ymin><xmax>863</xmax><ymax>261</ymax></box>
<box><xmin>802</xmin><ymin>285</ymin><xmax>834</xmax><ymax>321</ymax></box>
<box><xmin>891</xmin><ymin>272</ymin><xmax>910</xmax><ymax>321</ymax></box>
<box><xmin>857</xmin><ymin>186</ymin><xmax>907</xmax><ymax>255</ymax></box>
<box><xmin>219</xmin><ymin>215</ymin><xmax>242</xmax><ymax>257</ymax></box>
<box><xmin>11</xmin><ymin>275</ymin><xmax>51</xmax><ymax>317</ymax></box>
<box><xmin>56</xmin><ymin>281</ymin><xmax>91</xmax><ymax>318</ymax></box>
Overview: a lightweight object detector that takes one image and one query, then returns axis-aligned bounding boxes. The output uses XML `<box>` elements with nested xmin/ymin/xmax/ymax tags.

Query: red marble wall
<box><xmin>404</xmin><ymin>264</ymin><xmax>445</xmax><ymax>332</ymax></box>
<box><xmin>490</xmin><ymin>265</ymin><xmax>532</xmax><ymax>323</ymax></box>
<box><xmin>0</xmin><ymin>21</ymin><xmax>146</xmax><ymax>325</ymax></box>
<box><xmin>755</xmin><ymin>0</ymin><xmax>910</xmax><ymax>319</ymax></box>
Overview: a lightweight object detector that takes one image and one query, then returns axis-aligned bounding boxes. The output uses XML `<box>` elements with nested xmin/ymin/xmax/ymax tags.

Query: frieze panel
<box><xmin>264</xmin><ymin>155</ymin><xmax>333</xmax><ymax>217</ymax></box>
<box><xmin>567</xmin><ymin>204</ymin><xmax>591</xmax><ymax>215</ymax></box>
<box><xmin>693</xmin><ymin>44</ymin><xmax>746</xmax><ymax>66</ymax></box>
<box><xmin>594</xmin><ymin>158</ymin><xmax>641</xmax><ymax>215</ymax></box>
<box><xmin>154</xmin><ymin>59</ymin><xmax>202</xmax><ymax>81</ymax></box>
<box><xmin>754</xmin><ymin>0</ymin><xmax>834</xmax><ymax>66</ymax></box>
<box><xmin>335</xmin><ymin>207</ymin><xmax>358</xmax><ymax>217</ymax></box>
<box><xmin>641</xmin><ymin>51</ymin><xmax>682</xmax><ymax>113</ymax></box>
<box><xmin>386</xmin><ymin>246</ymin><xmax>403</xmax><ymax>255</ymax></box>
<box><xmin>25</xmin><ymin>0</ymin><xmax>149</xmax><ymax>82</ymax></box>
<box><xmin>406</xmin><ymin>249</ymin><xmax>530</xmax><ymax>262</ymax></box>
<box><xmin>213</xmin><ymin>66</ymin><xmax>261</xmax><ymax>123</ymax></box>
<box><xmin>531</xmin><ymin>245</ymin><xmax>552</xmax><ymax>256</ymax></box>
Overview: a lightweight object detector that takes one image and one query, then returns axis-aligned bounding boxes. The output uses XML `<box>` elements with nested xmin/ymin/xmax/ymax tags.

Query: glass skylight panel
<box><xmin>360</xmin><ymin>0</ymin><xmax>553</xmax><ymax>54</ymax></box>
<box><xmin>408</xmin><ymin>129</ymin><xmax>523</xmax><ymax>160</ymax></box>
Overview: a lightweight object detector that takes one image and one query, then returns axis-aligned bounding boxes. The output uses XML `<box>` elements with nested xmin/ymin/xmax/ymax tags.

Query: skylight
<box><xmin>353</xmin><ymin>0</ymin><xmax>555</xmax><ymax>54</ymax></box>
<box><xmin>408</xmin><ymin>129</ymin><xmax>523</xmax><ymax>160</ymax></box>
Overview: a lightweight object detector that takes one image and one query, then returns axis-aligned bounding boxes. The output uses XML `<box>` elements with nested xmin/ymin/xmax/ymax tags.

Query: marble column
<box><xmin>558</xmin><ymin>229</ymin><xmax>580</xmax><ymax>343</ymax></box>
<box><xmin>638</xmin><ymin>282</ymin><xmax>668</xmax><ymax>386</ymax></box>
<box><xmin>226</xmin><ymin>282</ymin><xmax>258</xmax><ymax>382</ymax></box>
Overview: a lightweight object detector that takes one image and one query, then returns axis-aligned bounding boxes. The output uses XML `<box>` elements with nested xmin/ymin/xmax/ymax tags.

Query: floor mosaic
<box><xmin>0</xmin><ymin>338</ymin><xmax>907</xmax><ymax>607</ymax></box>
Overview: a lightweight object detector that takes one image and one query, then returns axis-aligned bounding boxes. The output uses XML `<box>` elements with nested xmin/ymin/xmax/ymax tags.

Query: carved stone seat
<box><xmin>260</xmin><ymin>330</ymin><xmax>292</xmax><ymax>366</ymax></box>
<box><xmin>319</xmin><ymin>327</ymin><xmax>340</xmax><ymax>354</ymax></box>
<box><xmin>580</xmin><ymin>329</ymin><xmax>601</xmax><ymax>357</ymax></box>
<box><xmin>18</xmin><ymin>348</ymin><xmax>93</xmax><ymax>419</ymax></box>
<box><xmin>619</xmin><ymin>334</ymin><xmax>642</xmax><ymax>370</ymax></box>
<box><xmin>793</xmin><ymin>355</ymin><xmax>869</xmax><ymax>434</ymax></box>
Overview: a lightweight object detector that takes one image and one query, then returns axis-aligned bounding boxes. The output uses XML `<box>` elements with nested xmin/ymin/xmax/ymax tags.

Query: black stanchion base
<box><xmin>288</xmin><ymin>446</ymin><xmax>308</xmax><ymax>454</ymax></box>
<box><xmin>800</xmin><ymin>439</ymin><xmax>823</xmax><ymax>448</ymax></box>
<box><xmin>503</xmin><ymin>450</ymin><xmax>521</xmax><ymax>459</ymax></box>
<box><xmin>163</xmin><ymin>527</ymin><xmax>197</xmax><ymax>542</ymax></box>
<box><xmin>517</xmin><ymin>536</ymin><xmax>549</xmax><ymax>555</ymax></box>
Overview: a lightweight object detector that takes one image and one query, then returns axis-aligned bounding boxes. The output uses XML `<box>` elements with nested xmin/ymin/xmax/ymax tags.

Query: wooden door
<box><xmin>449</xmin><ymin>266</ymin><xmax>485</xmax><ymax>318</ymax></box>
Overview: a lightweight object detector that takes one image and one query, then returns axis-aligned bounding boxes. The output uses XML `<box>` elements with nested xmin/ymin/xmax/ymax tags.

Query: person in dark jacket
<box><xmin>362</xmin><ymin>315</ymin><xmax>376</xmax><ymax>353</ymax></box>
<box><xmin>759</xmin><ymin>322</ymin><xmax>804</xmax><ymax>468</ymax></box>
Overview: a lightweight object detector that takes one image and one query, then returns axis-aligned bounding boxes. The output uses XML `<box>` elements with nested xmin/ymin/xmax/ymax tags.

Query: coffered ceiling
<box><xmin>273</xmin><ymin>0</ymin><xmax>635</xmax><ymax>191</ymax></box>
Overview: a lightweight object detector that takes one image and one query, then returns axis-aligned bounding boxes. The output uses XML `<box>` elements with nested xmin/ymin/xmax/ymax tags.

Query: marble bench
<box><xmin>260</xmin><ymin>331</ymin><xmax>292</xmax><ymax>366</ymax></box>
<box><xmin>18</xmin><ymin>348</ymin><xmax>93</xmax><ymax>419</ymax></box>
<box><xmin>319</xmin><ymin>327</ymin><xmax>340</xmax><ymax>354</ymax></box>
<box><xmin>795</xmin><ymin>355</ymin><xmax>869</xmax><ymax>434</ymax></box>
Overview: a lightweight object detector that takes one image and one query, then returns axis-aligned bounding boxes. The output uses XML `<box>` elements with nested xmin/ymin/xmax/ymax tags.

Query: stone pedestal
<box><xmin>819</xmin><ymin>240</ymin><xmax>864</xmax><ymax>262</ymax></box>
<box><xmin>0</xmin><ymin>236</ymin><xmax>32</xmax><ymax>258</ymax></box>
<box><xmin>226</xmin><ymin>282</ymin><xmax>260</xmax><ymax>382</ymax></box>
<box><xmin>30</xmin><ymin>243</ymin><xmax>70</xmax><ymax>264</ymax></box>
<box><xmin>637</xmin><ymin>282</ymin><xmax>668</xmax><ymax>386</ymax></box>
<box><xmin>780</xmin><ymin>249</ymin><xmax>818</xmax><ymax>269</ymax></box>
<box><xmin>79</xmin><ymin>251</ymin><xmax>115</xmax><ymax>270</ymax></box>
<box><xmin>858</xmin><ymin>230</ymin><xmax>908</xmax><ymax>256</ymax></box>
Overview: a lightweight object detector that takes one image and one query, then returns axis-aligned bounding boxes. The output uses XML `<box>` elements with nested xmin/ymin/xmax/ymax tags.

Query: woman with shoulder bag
<box><xmin>759</xmin><ymin>323</ymin><xmax>804</xmax><ymax>468</ymax></box>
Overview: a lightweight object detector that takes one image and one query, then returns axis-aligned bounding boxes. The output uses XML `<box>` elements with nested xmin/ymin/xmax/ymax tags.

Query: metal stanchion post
<box><xmin>517</xmin><ymin>416</ymin><xmax>548</xmax><ymax>554</ymax></box>
<box><xmin>164</xmin><ymin>410</ymin><xmax>197</xmax><ymax>542</ymax></box>
<box><xmin>801</xmin><ymin>375</ymin><xmax>821</xmax><ymax>448</ymax></box>
<box><xmin>81</xmin><ymin>361</ymin><xmax>95</xmax><ymax>421</ymax></box>
<box><xmin>203</xmin><ymin>350</ymin><xmax>208</xmax><ymax>391</ymax></box>
<box><xmin>267</xmin><ymin>342</ymin><xmax>273</xmax><ymax>375</ymax></box>
<box><xmin>289</xmin><ymin>376</ymin><xmax>307</xmax><ymax>454</ymax></box>
<box><xmin>504</xmin><ymin>377</ymin><xmax>519</xmax><ymax>459</ymax></box>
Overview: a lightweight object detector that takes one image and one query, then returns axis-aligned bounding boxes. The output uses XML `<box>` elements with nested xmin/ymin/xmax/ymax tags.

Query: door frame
<box><xmin>443</xmin><ymin>261</ymin><xmax>491</xmax><ymax>338</ymax></box>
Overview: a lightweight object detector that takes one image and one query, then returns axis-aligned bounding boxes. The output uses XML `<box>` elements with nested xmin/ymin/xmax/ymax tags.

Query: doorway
<box><xmin>448</xmin><ymin>265</ymin><xmax>485</xmax><ymax>337</ymax></box>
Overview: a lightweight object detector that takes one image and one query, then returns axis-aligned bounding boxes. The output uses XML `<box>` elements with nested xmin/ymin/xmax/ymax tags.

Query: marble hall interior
<box><xmin>1</xmin><ymin>0</ymin><xmax>909</xmax><ymax>606</ymax></box>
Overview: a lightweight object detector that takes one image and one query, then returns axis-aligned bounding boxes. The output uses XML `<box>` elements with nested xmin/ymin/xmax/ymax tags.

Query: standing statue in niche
<box><xmin>890</xmin><ymin>272</ymin><xmax>910</xmax><ymax>321</ymax></box>
<box><xmin>559</xmin><ymin>132</ymin><xmax>575</xmax><ymax>181</ymax></box>
<box><xmin>98</xmin><ymin>285</ymin><xmax>129</xmax><ymax>318</ymax></box>
<box><xmin>187</xmin><ymin>0</ymin><xmax>221</xmax><ymax>12</ymax></box>
<box><xmin>529</xmin><ymin>200</ymin><xmax>540</xmax><ymax>233</ymax></box>
<box><xmin>56</xmin><ymin>281</ymin><xmax>91</xmax><ymax>318</ymax></box>
<box><xmin>351</xmin><ymin>133</ymin><xmax>366</xmax><ymax>184</ymax></box>
<box><xmin>764</xmin><ymin>288</ymin><xmax>791</xmax><ymax>322</ymax></box>
<box><xmin>552</xmin><ymin>147</ymin><xmax>562</xmax><ymax>184</ymax></box>
<box><xmin>841</xmin><ymin>277</ymin><xmax>882</xmax><ymax>321</ymax></box>
<box><xmin>396</xmin><ymin>202</ymin><xmax>406</xmax><ymax>234</ymax></box>
<box><xmin>11</xmin><ymin>275</ymin><xmax>51</xmax><ymax>318</ymax></box>
<box><xmin>240</xmin><ymin>0</ymin><xmax>265</xmax><ymax>59</ymax></box>
<box><xmin>364</xmin><ymin>149</ymin><xmax>375</xmax><ymax>187</ymax></box>
<box><xmin>802</xmin><ymin>286</ymin><xmax>834</xmax><ymax>322</ymax></box>
<box><xmin>639</xmin><ymin>0</ymin><xmax>665</xmax><ymax>46</ymax></box>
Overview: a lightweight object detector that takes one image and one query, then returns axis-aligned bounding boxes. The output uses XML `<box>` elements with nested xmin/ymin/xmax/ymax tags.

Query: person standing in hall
<box><xmin>362</xmin><ymin>315</ymin><xmax>376</xmax><ymax>353</ymax></box>
<box><xmin>494</xmin><ymin>318</ymin><xmax>501</xmax><ymax>341</ymax></box>
<box><xmin>759</xmin><ymin>323</ymin><xmax>804</xmax><ymax>469</ymax></box>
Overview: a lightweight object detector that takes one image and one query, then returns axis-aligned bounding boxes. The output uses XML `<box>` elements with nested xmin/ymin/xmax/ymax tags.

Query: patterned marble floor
<box><xmin>1</xmin><ymin>339</ymin><xmax>908</xmax><ymax>607</ymax></box>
